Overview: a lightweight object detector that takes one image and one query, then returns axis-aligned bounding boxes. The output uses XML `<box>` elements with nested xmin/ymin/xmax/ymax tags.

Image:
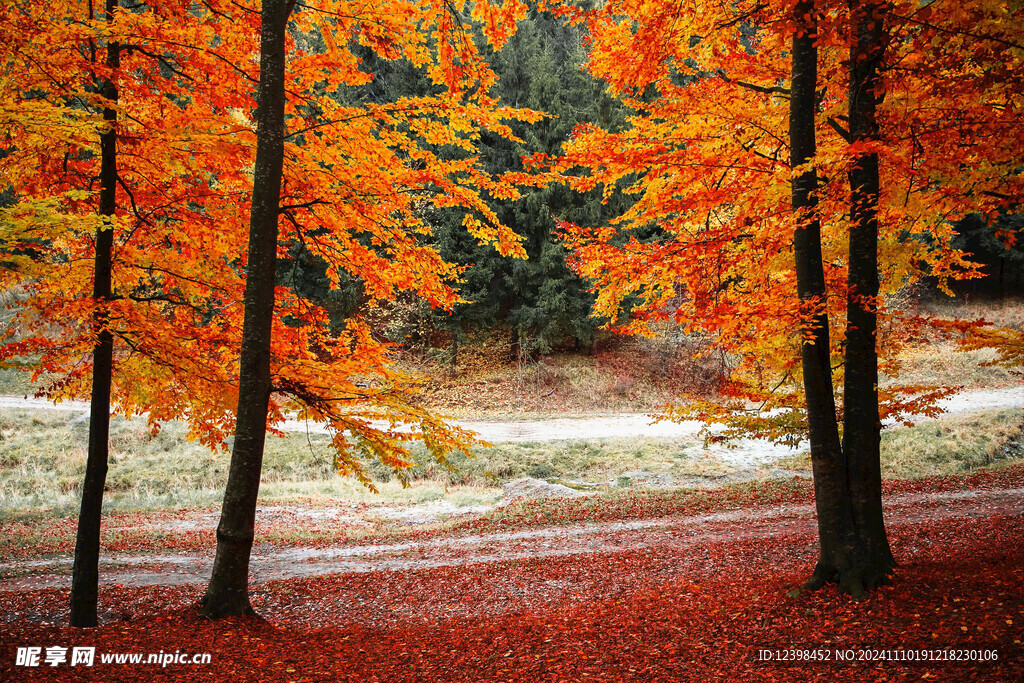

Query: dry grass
<box><xmin>0</xmin><ymin>409</ymin><xmax>334</xmax><ymax>512</ymax></box>
<box><xmin>0</xmin><ymin>408</ymin><xmax>733</xmax><ymax>516</ymax></box>
<box><xmin>881</xmin><ymin>408</ymin><xmax>1024</xmax><ymax>478</ymax></box>
<box><xmin>776</xmin><ymin>408</ymin><xmax>1024</xmax><ymax>479</ymax></box>
<box><xmin>0</xmin><ymin>368</ymin><xmax>39</xmax><ymax>396</ymax></box>
<box><xmin>917</xmin><ymin>296</ymin><xmax>1024</xmax><ymax>330</ymax></box>
<box><xmin>886</xmin><ymin>343</ymin><xmax>1020</xmax><ymax>388</ymax></box>
<box><xmin>396</xmin><ymin>436</ymin><xmax>735</xmax><ymax>488</ymax></box>
<box><xmin>884</xmin><ymin>297</ymin><xmax>1024</xmax><ymax>389</ymax></box>
<box><xmin>406</xmin><ymin>333</ymin><xmax>730</xmax><ymax>419</ymax></box>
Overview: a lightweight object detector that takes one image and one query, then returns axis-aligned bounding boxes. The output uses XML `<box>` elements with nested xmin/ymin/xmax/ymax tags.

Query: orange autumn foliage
<box><xmin>0</xmin><ymin>0</ymin><xmax>537</xmax><ymax>483</ymax></box>
<box><xmin>527</xmin><ymin>0</ymin><xmax>1023</xmax><ymax>442</ymax></box>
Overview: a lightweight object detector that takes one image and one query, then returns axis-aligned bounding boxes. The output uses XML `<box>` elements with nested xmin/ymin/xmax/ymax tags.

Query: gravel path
<box><xmin>3</xmin><ymin>385</ymin><xmax>1022</xmax><ymax>444</ymax></box>
<box><xmin>2</xmin><ymin>486</ymin><xmax>1020</xmax><ymax>592</ymax></box>
<box><xmin>4</xmin><ymin>385</ymin><xmax>1021</xmax><ymax>470</ymax></box>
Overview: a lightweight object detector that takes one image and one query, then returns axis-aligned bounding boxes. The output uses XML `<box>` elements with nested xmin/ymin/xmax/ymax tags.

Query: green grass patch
<box><xmin>379</xmin><ymin>437</ymin><xmax>730</xmax><ymax>487</ymax></box>
<box><xmin>0</xmin><ymin>409</ymin><xmax>730</xmax><ymax>516</ymax></box>
<box><xmin>2</xmin><ymin>406</ymin><xmax>1021</xmax><ymax>521</ymax></box>
<box><xmin>776</xmin><ymin>408</ymin><xmax>1024</xmax><ymax>478</ymax></box>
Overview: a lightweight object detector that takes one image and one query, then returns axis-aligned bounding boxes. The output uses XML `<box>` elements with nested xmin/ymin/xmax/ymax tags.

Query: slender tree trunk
<box><xmin>789</xmin><ymin>0</ymin><xmax>859</xmax><ymax>593</ymax></box>
<box><xmin>69</xmin><ymin>0</ymin><xmax>119</xmax><ymax>628</ymax></box>
<box><xmin>201</xmin><ymin>0</ymin><xmax>293</xmax><ymax>619</ymax></box>
<box><xmin>842</xmin><ymin>0</ymin><xmax>895</xmax><ymax>588</ymax></box>
<box><xmin>510</xmin><ymin>331</ymin><xmax>521</xmax><ymax>365</ymax></box>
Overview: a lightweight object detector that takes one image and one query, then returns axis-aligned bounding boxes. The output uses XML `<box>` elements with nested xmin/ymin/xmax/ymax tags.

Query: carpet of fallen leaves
<box><xmin>6</xmin><ymin>465</ymin><xmax>1023</xmax><ymax>563</ymax></box>
<box><xmin>2</xmin><ymin>469</ymin><xmax>1023</xmax><ymax>681</ymax></box>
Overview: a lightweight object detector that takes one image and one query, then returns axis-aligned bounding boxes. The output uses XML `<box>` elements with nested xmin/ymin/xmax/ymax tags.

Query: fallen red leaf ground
<box><xmin>5</xmin><ymin>464</ymin><xmax>1023</xmax><ymax>561</ymax></box>
<box><xmin>2</xmin><ymin>468</ymin><xmax>1022</xmax><ymax>681</ymax></box>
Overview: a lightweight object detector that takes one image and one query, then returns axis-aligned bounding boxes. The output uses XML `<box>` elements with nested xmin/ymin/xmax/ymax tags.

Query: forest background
<box><xmin>1</xmin><ymin>0</ymin><xmax>1023</xmax><ymax>679</ymax></box>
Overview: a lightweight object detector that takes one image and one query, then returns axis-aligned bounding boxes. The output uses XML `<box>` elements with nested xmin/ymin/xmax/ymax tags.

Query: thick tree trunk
<box><xmin>789</xmin><ymin>0</ymin><xmax>858</xmax><ymax>593</ymax></box>
<box><xmin>842</xmin><ymin>0</ymin><xmax>895</xmax><ymax>589</ymax></box>
<box><xmin>201</xmin><ymin>0</ymin><xmax>292</xmax><ymax>619</ymax></box>
<box><xmin>69</xmin><ymin>0</ymin><xmax>119</xmax><ymax>628</ymax></box>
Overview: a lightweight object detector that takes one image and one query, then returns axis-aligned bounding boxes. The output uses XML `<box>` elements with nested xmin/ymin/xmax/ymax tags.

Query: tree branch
<box><xmin>826</xmin><ymin>117</ymin><xmax>851</xmax><ymax>142</ymax></box>
<box><xmin>719</xmin><ymin>72</ymin><xmax>790</xmax><ymax>96</ymax></box>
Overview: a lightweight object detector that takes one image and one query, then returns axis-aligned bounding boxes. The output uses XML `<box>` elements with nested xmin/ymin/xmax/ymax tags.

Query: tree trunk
<box><xmin>510</xmin><ymin>331</ymin><xmax>522</xmax><ymax>365</ymax></box>
<box><xmin>789</xmin><ymin>0</ymin><xmax>859</xmax><ymax>594</ymax></box>
<box><xmin>842</xmin><ymin>0</ymin><xmax>895</xmax><ymax>591</ymax></box>
<box><xmin>69</xmin><ymin>0</ymin><xmax>119</xmax><ymax>628</ymax></box>
<box><xmin>201</xmin><ymin>0</ymin><xmax>292</xmax><ymax>619</ymax></box>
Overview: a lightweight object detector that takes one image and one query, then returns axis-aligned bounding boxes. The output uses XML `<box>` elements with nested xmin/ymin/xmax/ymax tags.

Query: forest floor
<box><xmin>1</xmin><ymin>298</ymin><xmax>1023</xmax><ymax>679</ymax></box>
<box><xmin>0</xmin><ymin>466</ymin><xmax>1022</xmax><ymax>681</ymax></box>
<box><xmin>1</xmin><ymin>474</ymin><xmax>1022</xmax><ymax>591</ymax></box>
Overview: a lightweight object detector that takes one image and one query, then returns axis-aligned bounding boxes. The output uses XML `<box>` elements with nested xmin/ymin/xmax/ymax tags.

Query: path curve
<box><xmin>3</xmin><ymin>486</ymin><xmax>1021</xmax><ymax>592</ymax></box>
<box><xmin>2</xmin><ymin>385</ymin><xmax>1021</xmax><ymax>445</ymax></box>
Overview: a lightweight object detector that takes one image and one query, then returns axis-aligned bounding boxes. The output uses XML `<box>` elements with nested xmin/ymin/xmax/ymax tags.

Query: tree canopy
<box><xmin>1</xmin><ymin>0</ymin><xmax>1021</xmax><ymax>620</ymax></box>
<box><xmin>531</xmin><ymin>0</ymin><xmax>1022</xmax><ymax>439</ymax></box>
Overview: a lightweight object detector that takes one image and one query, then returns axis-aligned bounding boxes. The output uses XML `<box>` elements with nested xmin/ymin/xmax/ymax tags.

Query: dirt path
<box><xmin>3</xmin><ymin>485</ymin><xmax>1020</xmax><ymax>592</ymax></box>
<box><xmin>3</xmin><ymin>385</ymin><xmax>1022</xmax><ymax>470</ymax></box>
<box><xmin>443</xmin><ymin>385</ymin><xmax>1024</xmax><ymax>442</ymax></box>
<box><xmin>3</xmin><ymin>386</ymin><xmax>1022</xmax><ymax>443</ymax></box>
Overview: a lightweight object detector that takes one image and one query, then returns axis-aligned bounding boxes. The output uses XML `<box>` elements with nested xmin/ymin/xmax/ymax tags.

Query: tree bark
<box><xmin>842</xmin><ymin>0</ymin><xmax>895</xmax><ymax>589</ymax></box>
<box><xmin>789</xmin><ymin>0</ymin><xmax>858</xmax><ymax>594</ymax></box>
<box><xmin>788</xmin><ymin>1</ymin><xmax>896</xmax><ymax>597</ymax></box>
<box><xmin>69</xmin><ymin>0</ymin><xmax>119</xmax><ymax>628</ymax></box>
<box><xmin>201</xmin><ymin>0</ymin><xmax>293</xmax><ymax>619</ymax></box>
